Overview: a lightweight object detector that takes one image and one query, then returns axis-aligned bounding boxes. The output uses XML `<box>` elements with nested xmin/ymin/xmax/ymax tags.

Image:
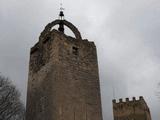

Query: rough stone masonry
<box><xmin>26</xmin><ymin>14</ymin><xmax>103</xmax><ymax>120</ymax></box>
<box><xmin>112</xmin><ymin>96</ymin><xmax>152</xmax><ymax>120</ymax></box>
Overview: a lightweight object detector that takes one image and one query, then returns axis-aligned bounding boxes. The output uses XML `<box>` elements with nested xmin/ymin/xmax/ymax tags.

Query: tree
<box><xmin>0</xmin><ymin>75</ymin><xmax>25</xmax><ymax>120</ymax></box>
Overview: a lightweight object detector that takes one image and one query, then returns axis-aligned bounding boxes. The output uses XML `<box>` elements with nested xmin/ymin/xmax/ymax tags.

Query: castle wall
<box><xmin>112</xmin><ymin>97</ymin><xmax>152</xmax><ymax>120</ymax></box>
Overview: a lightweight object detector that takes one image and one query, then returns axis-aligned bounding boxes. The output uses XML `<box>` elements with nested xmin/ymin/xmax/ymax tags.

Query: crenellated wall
<box><xmin>112</xmin><ymin>96</ymin><xmax>152</xmax><ymax>120</ymax></box>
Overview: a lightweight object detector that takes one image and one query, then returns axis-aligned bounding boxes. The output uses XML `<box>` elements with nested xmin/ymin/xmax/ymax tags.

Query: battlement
<box><xmin>112</xmin><ymin>96</ymin><xmax>147</xmax><ymax>111</ymax></box>
<box><xmin>112</xmin><ymin>96</ymin><xmax>151</xmax><ymax>120</ymax></box>
<box><xmin>112</xmin><ymin>96</ymin><xmax>144</xmax><ymax>104</ymax></box>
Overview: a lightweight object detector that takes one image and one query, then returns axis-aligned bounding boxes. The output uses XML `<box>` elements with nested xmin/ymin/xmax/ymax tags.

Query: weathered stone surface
<box><xmin>112</xmin><ymin>96</ymin><xmax>152</xmax><ymax>120</ymax></box>
<box><xmin>26</xmin><ymin>28</ymin><xmax>103</xmax><ymax>120</ymax></box>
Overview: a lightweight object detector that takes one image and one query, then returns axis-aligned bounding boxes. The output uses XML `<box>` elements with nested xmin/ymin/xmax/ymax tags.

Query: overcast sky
<box><xmin>0</xmin><ymin>0</ymin><xmax>160</xmax><ymax>120</ymax></box>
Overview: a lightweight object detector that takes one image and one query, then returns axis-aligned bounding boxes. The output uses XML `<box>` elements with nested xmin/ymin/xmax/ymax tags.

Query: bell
<box><xmin>59</xmin><ymin>11</ymin><xmax>64</xmax><ymax>17</ymax></box>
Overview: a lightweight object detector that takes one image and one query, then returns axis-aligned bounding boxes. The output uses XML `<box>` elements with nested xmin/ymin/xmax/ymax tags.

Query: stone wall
<box><xmin>26</xmin><ymin>29</ymin><xmax>103</xmax><ymax>120</ymax></box>
<box><xmin>112</xmin><ymin>96</ymin><xmax>152</xmax><ymax>120</ymax></box>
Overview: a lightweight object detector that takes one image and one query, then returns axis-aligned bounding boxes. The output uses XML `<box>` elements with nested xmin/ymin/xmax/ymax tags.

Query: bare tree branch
<box><xmin>0</xmin><ymin>75</ymin><xmax>25</xmax><ymax>120</ymax></box>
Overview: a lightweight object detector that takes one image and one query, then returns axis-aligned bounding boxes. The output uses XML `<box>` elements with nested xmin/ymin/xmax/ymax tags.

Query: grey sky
<box><xmin>0</xmin><ymin>0</ymin><xmax>160</xmax><ymax>120</ymax></box>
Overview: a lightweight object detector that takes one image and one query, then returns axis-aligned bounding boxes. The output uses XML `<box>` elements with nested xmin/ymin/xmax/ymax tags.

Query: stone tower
<box><xmin>112</xmin><ymin>96</ymin><xmax>152</xmax><ymax>120</ymax></box>
<box><xmin>26</xmin><ymin>11</ymin><xmax>103</xmax><ymax>120</ymax></box>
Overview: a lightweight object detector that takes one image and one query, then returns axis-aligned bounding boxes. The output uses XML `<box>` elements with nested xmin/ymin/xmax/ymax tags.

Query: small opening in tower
<box><xmin>72</xmin><ymin>46</ymin><xmax>78</xmax><ymax>55</ymax></box>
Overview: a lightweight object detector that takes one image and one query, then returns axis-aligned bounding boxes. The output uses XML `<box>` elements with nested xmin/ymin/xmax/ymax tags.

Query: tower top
<box><xmin>39</xmin><ymin>5</ymin><xmax>82</xmax><ymax>40</ymax></box>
